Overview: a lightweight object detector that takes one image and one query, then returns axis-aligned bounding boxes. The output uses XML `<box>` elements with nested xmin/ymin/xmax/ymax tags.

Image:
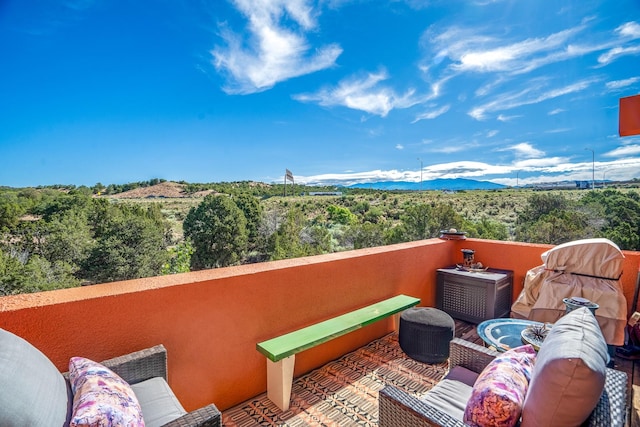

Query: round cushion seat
<box><xmin>399</xmin><ymin>307</ymin><xmax>455</xmax><ymax>364</ymax></box>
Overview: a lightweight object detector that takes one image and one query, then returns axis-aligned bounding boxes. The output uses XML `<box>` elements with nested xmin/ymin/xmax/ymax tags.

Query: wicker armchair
<box><xmin>379</xmin><ymin>338</ymin><xmax>628</xmax><ymax>427</ymax></box>
<box><xmin>0</xmin><ymin>325</ymin><xmax>221</xmax><ymax>427</ymax></box>
<box><xmin>94</xmin><ymin>345</ymin><xmax>221</xmax><ymax>427</ymax></box>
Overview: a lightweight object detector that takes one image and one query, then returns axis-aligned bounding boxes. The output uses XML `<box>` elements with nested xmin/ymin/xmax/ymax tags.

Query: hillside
<box><xmin>109</xmin><ymin>181</ymin><xmax>214</xmax><ymax>199</ymax></box>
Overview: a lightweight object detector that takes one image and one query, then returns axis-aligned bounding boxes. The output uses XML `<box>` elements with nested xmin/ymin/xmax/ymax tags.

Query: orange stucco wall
<box><xmin>0</xmin><ymin>238</ymin><xmax>638</xmax><ymax>412</ymax></box>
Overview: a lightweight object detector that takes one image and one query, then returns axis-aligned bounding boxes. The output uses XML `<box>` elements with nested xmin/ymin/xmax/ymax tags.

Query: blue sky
<box><xmin>1</xmin><ymin>0</ymin><xmax>639</xmax><ymax>188</ymax></box>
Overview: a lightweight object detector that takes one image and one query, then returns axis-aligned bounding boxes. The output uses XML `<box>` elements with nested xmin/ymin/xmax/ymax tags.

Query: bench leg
<box><xmin>393</xmin><ymin>313</ymin><xmax>401</xmax><ymax>333</ymax></box>
<box><xmin>266</xmin><ymin>355</ymin><xmax>295</xmax><ymax>411</ymax></box>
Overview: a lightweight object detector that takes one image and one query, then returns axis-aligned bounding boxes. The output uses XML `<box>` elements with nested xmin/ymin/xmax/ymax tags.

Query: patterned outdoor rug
<box><xmin>222</xmin><ymin>333</ymin><xmax>448</xmax><ymax>427</ymax></box>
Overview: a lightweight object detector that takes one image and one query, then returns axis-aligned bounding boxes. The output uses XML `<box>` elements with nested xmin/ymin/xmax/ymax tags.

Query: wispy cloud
<box><xmin>513</xmin><ymin>157</ymin><xmax>570</xmax><ymax>168</ymax></box>
<box><xmin>603</xmin><ymin>144</ymin><xmax>640</xmax><ymax>157</ymax></box>
<box><xmin>596</xmin><ymin>21</ymin><xmax>640</xmax><ymax>66</ymax></box>
<box><xmin>497</xmin><ymin>114</ymin><xmax>521</xmax><ymax>122</ymax></box>
<box><xmin>606</xmin><ymin>77</ymin><xmax>640</xmax><ymax>90</ymax></box>
<box><xmin>212</xmin><ymin>0</ymin><xmax>342</xmax><ymax>94</ymax></box>
<box><xmin>425</xmin><ymin>21</ymin><xmax>619</xmax><ymax>81</ymax></box>
<box><xmin>545</xmin><ymin>128</ymin><xmax>572</xmax><ymax>134</ymax></box>
<box><xmin>412</xmin><ymin>104</ymin><xmax>450</xmax><ymax>122</ymax></box>
<box><xmin>293</xmin><ymin>71</ymin><xmax>424</xmax><ymax>116</ymax></box>
<box><xmin>468</xmin><ymin>78</ymin><xmax>598</xmax><ymax>120</ymax></box>
<box><xmin>548</xmin><ymin>108</ymin><xmax>565</xmax><ymax>115</ymax></box>
<box><xmin>598</xmin><ymin>46</ymin><xmax>640</xmax><ymax>66</ymax></box>
<box><xmin>395</xmin><ymin>144</ymin><xmax>404</xmax><ymax>150</ymax></box>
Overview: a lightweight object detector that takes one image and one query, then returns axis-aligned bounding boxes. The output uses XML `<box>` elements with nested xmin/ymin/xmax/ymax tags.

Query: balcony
<box><xmin>1</xmin><ymin>238</ymin><xmax>639</xmax><ymax>425</ymax></box>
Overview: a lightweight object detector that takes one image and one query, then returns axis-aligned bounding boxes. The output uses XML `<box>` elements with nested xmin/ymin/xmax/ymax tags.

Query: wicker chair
<box><xmin>0</xmin><ymin>324</ymin><xmax>221</xmax><ymax>427</ymax></box>
<box><xmin>379</xmin><ymin>338</ymin><xmax>628</xmax><ymax>427</ymax></box>
<box><xmin>93</xmin><ymin>345</ymin><xmax>221</xmax><ymax>427</ymax></box>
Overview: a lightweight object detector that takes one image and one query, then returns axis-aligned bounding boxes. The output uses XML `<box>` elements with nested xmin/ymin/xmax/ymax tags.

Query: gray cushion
<box><xmin>421</xmin><ymin>378</ymin><xmax>474</xmax><ymax>421</ymax></box>
<box><xmin>131</xmin><ymin>377</ymin><xmax>187</xmax><ymax>427</ymax></box>
<box><xmin>521</xmin><ymin>307</ymin><xmax>608</xmax><ymax>427</ymax></box>
<box><xmin>0</xmin><ymin>328</ymin><xmax>71</xmax><ymax>426</ymax></box>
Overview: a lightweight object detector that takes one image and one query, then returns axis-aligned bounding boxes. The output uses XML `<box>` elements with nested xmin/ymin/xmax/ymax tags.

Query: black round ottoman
<box><xmin>399</xmin><ymin>307</ymin><xmax>455</xmax><ymax>364</ymax></box>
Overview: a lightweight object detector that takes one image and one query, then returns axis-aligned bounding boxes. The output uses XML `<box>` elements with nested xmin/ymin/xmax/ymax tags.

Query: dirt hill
<box><xmin>110</xmin><ymin>181</ymin><xmax>215</xmax><ymax>199</ymax></box>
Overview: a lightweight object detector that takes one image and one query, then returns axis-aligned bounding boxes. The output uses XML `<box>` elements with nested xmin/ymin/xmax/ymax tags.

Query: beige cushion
<box><xmin>521</xmin><ymin>307</ymin><xmax>607</xmax><ymax>426</ymax></box>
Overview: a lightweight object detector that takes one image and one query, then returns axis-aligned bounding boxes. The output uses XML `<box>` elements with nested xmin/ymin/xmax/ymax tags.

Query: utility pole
<box><xmin>585</xmin><ymin>148</ymin><xmax>595</xmax><ymax>190</ymax></box>
<box><xmin>417</xmin><ymin>157</ymin><xmax>423</xmax><ymax>191</ymax></box>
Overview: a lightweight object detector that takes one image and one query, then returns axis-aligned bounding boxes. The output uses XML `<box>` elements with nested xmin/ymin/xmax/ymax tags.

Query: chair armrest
<box><xmin>161</xmin><ymin>404</ymin><xmax>221</xmax><ymax>427</ymax></box>
<box><xmin>449</xmin><ymin>338</ymin><xmax>499</xmax><ymax>373</ymax></box>
<box><xmin>100</xmin><ymin>345</ymin><xmax>168</xmax><ymax>385</ymax></box>
<box><xmin>379</xmin><ymin>386</ymin><xmax>466</xmax><ymax>427</ymax></box>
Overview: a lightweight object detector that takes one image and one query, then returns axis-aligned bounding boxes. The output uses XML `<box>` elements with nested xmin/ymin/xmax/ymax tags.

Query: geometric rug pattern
<box><xmin>222</xmin><ymin>333</ymin><xmax>449</xmax><ymax>426</ymax></box>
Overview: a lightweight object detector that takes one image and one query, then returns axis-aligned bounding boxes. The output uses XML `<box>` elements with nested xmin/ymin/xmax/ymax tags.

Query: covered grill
<box><xmin>511</xmin><ymin>238</ymin><xmax>627</xmax><ymax>345</ymax></box>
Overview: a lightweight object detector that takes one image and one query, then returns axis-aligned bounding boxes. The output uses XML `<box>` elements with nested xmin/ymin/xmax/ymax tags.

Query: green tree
<box><xmin>162</xmin><ymin>240</ymin><xmax>194</xmax><ymax>274</ymax></box>
<box><xmin>518</xmin><ymin>193</ymin><xmax>569</xmax><ymax>223</ymax></box>
<box><xmin>580</xmin><ymin>189</ymin><xmax>640</xmax><ymax>250</ymax></box>
<box><xmin>233</xmin><ymin>193</ymin><xmax>263</xmax><ymax>249</ymax></box>
<box><xmin>517</xmin><ymin>210</ymin><xmax>590</xmax><ymax>245</ymax></box>
<box><xmin>401</xmin><ymin>203</ymin><xmax>432</xmax><ymax>240</ymax></box>
<box><xmin>327</xmin><ymin>204</ymin><xmax>356</xmax><ymax>225</ymax></box>
<box><xmin>466</xmin><ymin>217</ymin><xmax>509</xmax><ymax>240</ymax></box>
<box><xmin>267</xmin><ymin>208</ymin><xmax>331</xmax><ymax>260</ymax></box>
<box><xmin>82</xmin><ymin>205</ymin><xmax>171</xmax><ymax>283</ymax></box>
<box><xmin>345</xmin><ymin>222</ymin><xmax>386</xmax><ymax>249</ymax></box>
<box><xmin>0</xmin><ymin>250</ymin><xmax>80</xmax><ymax>295</ymax></box>
<box><xmin>0</xmin><ymin>192</ymin><xmax>26</xmax><ymax>231</ymax></box>
<box><xmin>42</xmin><ymin>209</ymin><xmax>94</xmax><ymax>267</ymax></box>
<box><xmin>429</xmin><ymin>204</ymin><xmax>465</xmax><ymax>235</ymax></box>
<box><xmin>183</xmin><ymin>194</ymin><xmax>248</xmax><ymax>269</ymax></box>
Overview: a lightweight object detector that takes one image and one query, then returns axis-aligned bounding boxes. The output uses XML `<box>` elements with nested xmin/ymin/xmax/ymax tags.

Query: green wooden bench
<box><xmin>256</xmin><ymin>294</ymin><xmax>420</xmax><ymax>410</ymax></box>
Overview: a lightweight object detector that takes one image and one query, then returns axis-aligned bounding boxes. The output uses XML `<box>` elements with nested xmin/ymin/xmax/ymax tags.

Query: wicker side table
<box><xmin>398</xmin><ymin>307</ymin><xmax>455</xmax><ymax>364</ymax></box>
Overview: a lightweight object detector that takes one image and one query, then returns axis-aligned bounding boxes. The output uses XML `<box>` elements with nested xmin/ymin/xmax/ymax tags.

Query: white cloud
<box><xmin>501</xmin><ymin>142</ymin><xmax>545</xmax><ymax>159</ymax></box>
<box><xmin>396</xmin><ymin>144</ymin><xmax>404</xmax><ymax>150</ymax></box>
<box><xmin>616</xmin><ymin>21</ymin><xmax>640</xmax><ymax>38</ymax></box>
<box><xmin>430</xmin><ymin>145</ymin><xmax>466</xmax><ymax>154</ymax></box>
<box><xmin>294</xmin><ymin>156</ymin><xmax>640</xmax><ymax>187</ymax></box>
<box><xmin>293</xmin><ymin>71</ymin><xmax>424</xmax><ymax>116</ymax></box>
<box><xmin>513</xmin><ymin>157</ymin><xmax>569</xmax><ymax>168</ymax></box>
<box><xmin>487</xmin><ymin>130</ymin><xmax>499</xmax><ymax>137</ymax></box>
<box><xmin>603</xmin><ymin>144</ymin><xmax>640</xmax><ymax>157</ymax></box>
<box><xmin>497</xmin><ymin>114</ymin><xmax>521</xmax><ymax>122</ymax></box>
<box><xmin>548</xmin><ymin>108</ymin><xmax>565</xmax><ymax>115</ymax></box>
<box><xmin>428</xmin><ymin>23</ymin><xmax>587</xmax><ymax>76</ymax></box>
<box><xmin>469</xmin><ymin>78</ymin><xmax>598</xmax><ymax>120</ymax></box>
<box><xmin>595</xmin><ymin>21</ymin><xmax>640</xmax><ymax>66</ymax></box>
<box><xmin>412</xmin><ymin>104</ymin><xmax>450</xmax><ymax>122</ymax></box>
<box><xmin>422</xmin><ymin>161</ymin><xmax>512</xmax><ymax>178</ymax></box>
<box><xmin>212</xmin><ymin>0</ymin><xmax>342</xmax><ymax>94</ymax></box>
<box><xmin>606</xmin><ymin>77</ymin><xmax>640</xmax><ymax>90</ymax></box>
<box><xmin>598</xmin><ymin>45</ymin><xmax>640</xmax><ymax>66</ymax></box>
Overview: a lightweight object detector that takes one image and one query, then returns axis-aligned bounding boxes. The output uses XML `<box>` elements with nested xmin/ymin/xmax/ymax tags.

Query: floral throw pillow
<box><xmin>463</xmin><ymin>345</ymin><xmax>536</xmax><ymax>427</ymax></box>
<box><xmin>68</xmin><ymin>356</ymin><xmax>145</xmax><ymax>427</ymax></box>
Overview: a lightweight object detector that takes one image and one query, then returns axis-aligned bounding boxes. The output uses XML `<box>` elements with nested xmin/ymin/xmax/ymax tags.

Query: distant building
<box><xmin>308</xmin><ymin>192</ymin><xmax>343</xmax><ymax>196</ymax></box>
<box><xmin>575</xmin><ymin>180</ymin><xmax>592</xmax><ymax>189</ymax></box>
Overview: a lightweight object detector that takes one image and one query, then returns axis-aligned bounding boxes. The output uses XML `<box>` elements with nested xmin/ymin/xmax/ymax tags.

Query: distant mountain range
<box><xmin>347</xmin><ymin>178</ymin><xmax>506</xmax><ymax>191</ymax></box>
